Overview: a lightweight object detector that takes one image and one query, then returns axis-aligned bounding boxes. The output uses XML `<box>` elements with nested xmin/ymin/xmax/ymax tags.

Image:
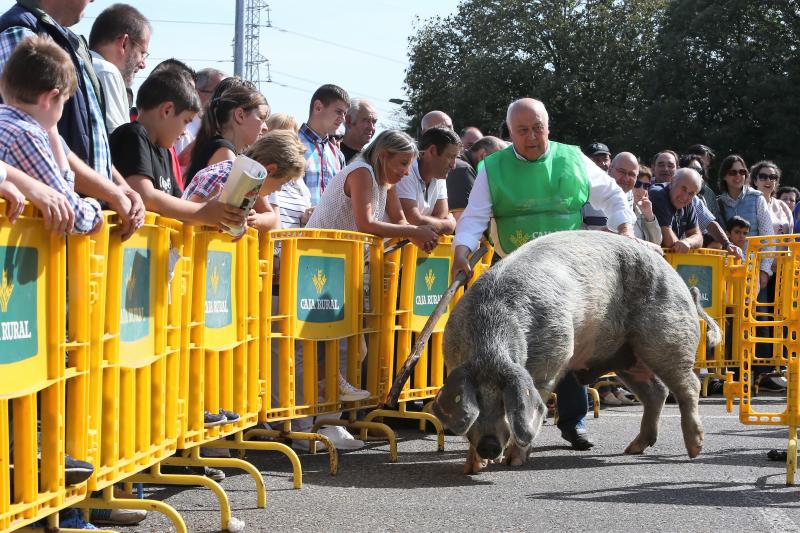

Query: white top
<box><xmin>395</xmin><ymin>159</ymin><xmax>448</xmax><ymax>216</ymax></box>
<box><xmin>305</xmin><ymin>160</ymin><xmax>386</xmax><ymax>232</ymax></box>
<box><xmin>275</xmin><ymin>178</ymin><xmax>312</xmax><ymax>229</ymax></box>
<box><xmin>453</xmin><ymin>144</ymin><xmax>636</xmax><ymax>252</ymax></box>
<box><xmin>175</xmin><ymin>115</ymin><xmax>201</xmax><ymax>155</ymax></box>
<box><xmin>89</xmin><ymin>51</ymin><xmax>129</xmax><ymax>133</ymax></box>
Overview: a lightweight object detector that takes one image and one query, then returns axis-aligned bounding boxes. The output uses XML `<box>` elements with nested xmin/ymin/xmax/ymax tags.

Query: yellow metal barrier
<box><xmin>724</xmin><ymin>234</ymin><xmax>799</xmax><ymax>484</ymax></box>
<box><xmin>0</xmin><ymin>204</ymin><xmax>90</xmax><ymax>531</ymax></box>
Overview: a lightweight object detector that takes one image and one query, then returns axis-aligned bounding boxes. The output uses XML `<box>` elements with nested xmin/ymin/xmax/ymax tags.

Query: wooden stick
<box><xmin>383</xmin><ymin>243</ymin><xmax>489</xmax><ymax>409</ymax></box>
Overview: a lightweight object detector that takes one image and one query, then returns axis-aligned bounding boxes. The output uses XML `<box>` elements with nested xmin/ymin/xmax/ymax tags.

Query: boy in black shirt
<box><xmin>110</xmin><ymin>69</ymin><xmax>245</xmax><ymax>228</ymax></box>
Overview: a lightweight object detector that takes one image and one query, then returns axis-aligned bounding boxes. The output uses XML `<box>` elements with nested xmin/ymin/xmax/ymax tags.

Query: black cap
<box><xmin>585</xmin><ymin>142</ymin><xmax>611</xmax><ymax>157</ymax></box>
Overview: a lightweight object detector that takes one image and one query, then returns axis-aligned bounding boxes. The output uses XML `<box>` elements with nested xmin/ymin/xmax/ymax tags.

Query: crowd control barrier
<box><xmin>0</xmin><ymin>204</ymin><xmax>92</xmax><ymax>531</ymax></box>
<box><xmin>723</xmin><ymin>235</ymin><xmax>799</xmax><ymax>484</ymax></box>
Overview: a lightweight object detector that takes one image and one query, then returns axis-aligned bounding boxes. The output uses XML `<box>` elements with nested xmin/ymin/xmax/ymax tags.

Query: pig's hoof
<box><xmin>464</xmin><ymin>458</ymin><xmax>487</xmax><ymax>474</ymax></box>
<box><xmin>624</xmin><ymin>440</ymin><xmax>648</xmax><ymax>455</ymax></box>
<box><xmin>686</xmin><ymin>444</ymin><xmax>702</xmax><ymax>459</ymax></box>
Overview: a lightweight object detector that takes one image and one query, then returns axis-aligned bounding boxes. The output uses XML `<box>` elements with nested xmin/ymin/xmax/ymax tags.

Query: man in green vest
<box><xmin>452</xmin><ymin>97</ymin><xmax>636</xmax><ymax>451</ymax></box>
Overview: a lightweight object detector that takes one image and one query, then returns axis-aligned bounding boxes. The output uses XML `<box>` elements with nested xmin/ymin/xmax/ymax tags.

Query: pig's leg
<box><xmin>616</xmin><ymin>362</ymin><xmax>668</xmax><ymax>455</ymax></box>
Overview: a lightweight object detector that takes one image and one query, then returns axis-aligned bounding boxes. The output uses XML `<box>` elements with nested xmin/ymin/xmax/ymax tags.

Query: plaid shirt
<box><xmin>182</xmin><ymin>160</ymin><xmax>232</xmax><ymax>200</ymax></box>
<box><xmin>0</xmin><ymin>105</ymin><xmax>102</xmax><ymax>233</ymax></box>
<box><xmin>298</xmin><ymin>123</ymin><xmax>344</xmax><ymax>205</ymax></box>
<box><xmin>0</xmin><ymin>25</ymin><xmax>113</xmax><ymax>180</ymax></box>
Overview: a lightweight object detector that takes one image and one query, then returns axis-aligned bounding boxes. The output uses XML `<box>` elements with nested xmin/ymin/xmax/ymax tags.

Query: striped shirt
<box><xmin>0</xmin><ymin>105</ymin><xmax>101</xmax><ymax>233</ymax></box>
<box><xmin>298</xmin><ymin>123</ymin><xmax>344</xmax><ymax>206</ymax></box>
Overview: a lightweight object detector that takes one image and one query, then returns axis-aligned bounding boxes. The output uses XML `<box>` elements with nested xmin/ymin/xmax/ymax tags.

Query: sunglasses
<box><xmin>757</xmin><ymin>173</ymin><xmax>779</xmax><ymax>181</ymax></box>
<box><xmin>727</xmin><ymin>169</ymin><xmax>748</xmax><ymax>176</ymax></box>
<box><xmin>634</xmin><ymin>180</ymin><xmax>652</xmax><ymax>190</ymax></box>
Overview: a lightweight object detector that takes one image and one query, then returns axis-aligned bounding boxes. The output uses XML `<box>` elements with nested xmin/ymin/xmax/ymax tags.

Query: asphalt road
<box><xmin>115</xmin><ymin>395</ymin><xmax>800</xmax><ymax>533</ymax></box>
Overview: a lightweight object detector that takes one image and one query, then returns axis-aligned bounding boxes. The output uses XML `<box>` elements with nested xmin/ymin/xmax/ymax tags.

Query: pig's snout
<box><xmin>476</xmin><ymin>435</ymin><xmax>503</xmax><ymax>461</ymax></box>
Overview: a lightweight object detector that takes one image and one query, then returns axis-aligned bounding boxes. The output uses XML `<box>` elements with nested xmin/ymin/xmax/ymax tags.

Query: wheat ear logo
<box><xmin>312</xmin><ymin>269</ymin><xmax>327</xmax><ymax>295</ymax></box>
<box><xmin>687</xmin><ymin>273</ymin><xmax>699</xmax><ymax>287</ymax></box>
<box><xmin>424</xmin><ymin>268</ymin><xmax>436</xmax><ymax>291</ymax></box>
<box><xmin>0</xmin><ymin>270</ymin><xmax>14</xmax><ymax>313</ymax></box>
<box><xmin>509</xmin><ymin>229</ymin><xmax>531</xmax><ymax>249</ymax></box>
<box><xmin>210</xmin><ymin>266</ymin><xmax>220</xmax><ymax>294</ymax></box>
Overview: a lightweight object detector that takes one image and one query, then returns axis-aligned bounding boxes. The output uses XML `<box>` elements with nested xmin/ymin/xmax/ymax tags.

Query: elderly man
<box><xmin>649</xmin><ymin>168</ymin><xmax>704</xmax><ymax>252</ymax></box>
<box><xmin>464</xmin><ymin>136</ymin><xmax>506</xmax><ymax>170</ymax></box>
<box><xmin>609</xmin><ymin>152</ymin><xmax>661</xmax><ymax>244</ymax></box>
<box><xmin>585</xmin><ymin>142</ymin><xmax>611</xmax><ymax>172</ymax></box>
<box><xmin>453</xmin><ymin>98</ymin><xmax>636</xmax><ymax>451</ymax></box>
<box><xmin>340</xmin><ymin>98</ymin><xmax>377</xmax><ymax>163</ymax></box>
<box><xmin>460</xmin><ymin>126</ymin><xmax>483</xmax><ymax>151</ymax></box>
<box><xmin>89</xmin><ymin>4</ymin><xmax>151</xmax><ymax>132</ymax></box>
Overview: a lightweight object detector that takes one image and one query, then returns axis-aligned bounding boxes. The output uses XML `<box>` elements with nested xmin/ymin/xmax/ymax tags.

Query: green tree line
<box><xmin>403</xmin><ymin>0</ymin><xmax>800</xmax><ymax>185</ymax></box>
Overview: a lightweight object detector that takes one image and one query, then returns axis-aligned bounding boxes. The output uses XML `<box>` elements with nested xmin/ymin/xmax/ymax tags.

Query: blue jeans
<box><xmin>555</xmin><ymin>371</ymin><xmax>588</xmax><ymax>433</ymax></box>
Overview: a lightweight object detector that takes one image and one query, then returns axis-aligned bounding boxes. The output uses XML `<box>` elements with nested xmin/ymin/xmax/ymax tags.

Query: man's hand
<box><xmin>617</xmin><ymin>222</ymin><xmax>635</xmax><ymax>238</ymax></box>
<box><xmin>199</xmin><ymin>199</ymin><xmax>247</xmax><ymax>230</ymax></box>
<box><xmin>411</xmin><ymin>225</ymin><xmax>439</xmax><ymax>253</ymax></box>
<box><xmin>26</xmin><ymin>181</ymin><xmax>75</xmax><ymax>234</ymax></box>
<box><xmin>670</xmin><ymin>239</ymin><xmax>691</xmax><ymax>254</ymax></box>
<box><xmin>0</xmin><ymin>181</ymin><xmax>25</xmax><ymax>223</ymax></box>
<box><xmin>451</xmin><ymin>244</ymin><xmax>474</xmax><ymax>280</ymax></box>
<box><xmin>723</xmin><ymin>241</ymin><xmax>744</xmax><ymax>261</ymax></box>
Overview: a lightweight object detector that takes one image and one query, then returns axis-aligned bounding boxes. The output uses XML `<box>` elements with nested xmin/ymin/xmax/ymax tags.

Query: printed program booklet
<box><xmin>218</xmin><ymin>154</ymin><xmax>267</xmax><ymax>236</ymax></box>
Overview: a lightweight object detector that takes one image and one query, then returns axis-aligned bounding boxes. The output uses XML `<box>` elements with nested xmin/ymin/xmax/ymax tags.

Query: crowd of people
<box><xmin>0</xmin><ymin>0</ymin><xmax>791</xmax><ymax>528</ymax></box>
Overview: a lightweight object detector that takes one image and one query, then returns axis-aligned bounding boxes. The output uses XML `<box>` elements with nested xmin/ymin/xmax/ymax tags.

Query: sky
<box><xmin>62</xmin><ymin>0</ymin><xmax>463</xmax><ymax>130</ymax></box>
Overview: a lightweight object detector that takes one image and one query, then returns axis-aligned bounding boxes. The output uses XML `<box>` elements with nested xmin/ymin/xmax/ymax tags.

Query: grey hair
<box><xmin>360</xmin><ymin>129</ymin><xmax>418</xmax><ymax>185</ymax></box>
<box><xmin>673</xmin><ymin>167</ymin><xmax>702</xmax><ymax>189</ymax></box>
<box><xmin>196</xmin><ymin>68</ymin><xmax>227</xmax><ymax>90</ymax></box>
<box><xmin>506</xmin><ymin>98</ymin><xmax>549</xmax><ymax>128</ymax></box>
<box><xmin>345</xmin><ymin>98</ymin><xmax>374</xmax><ymax>121</ymax></box>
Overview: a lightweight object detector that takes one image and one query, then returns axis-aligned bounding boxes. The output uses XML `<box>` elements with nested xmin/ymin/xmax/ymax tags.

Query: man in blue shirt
<box><xmin>650</xmin><ymin>168</ymin><xmax>703</xmax><ymax>252</ymax></box>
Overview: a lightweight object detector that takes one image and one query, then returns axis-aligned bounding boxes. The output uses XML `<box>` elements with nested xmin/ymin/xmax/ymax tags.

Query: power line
<box><xmin>267</xmin><ymin>25</ymin><xmax>404</xmax><ymax>65</ymax></box>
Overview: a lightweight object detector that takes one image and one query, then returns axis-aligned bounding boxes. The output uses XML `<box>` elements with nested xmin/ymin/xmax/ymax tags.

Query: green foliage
<box><xmin>404</xmin><ymin>0</ymin><xmax>800</xmax><ymax>184</ymax></box>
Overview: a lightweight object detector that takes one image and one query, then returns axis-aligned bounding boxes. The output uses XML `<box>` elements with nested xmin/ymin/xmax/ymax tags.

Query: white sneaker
<box><xmin>601</xmin><ymin>391</ymin><xmax>622</xmax><ymax>406</ymax></box>
<box><xmin>614</xmin><ymin>389</ymin><xmax>637</xmax><ymax>405</ymax></box>
<box><xmin>319</xmin><ymin>425</ymin><xmax>365</xmax><ymax>450</ymax></box>
<box><xmin>338</xmin><ymin>374</ymin><xmax>370</xmax><ymax>402</ymax></box>
<box><xmin>291</xmin><ymin>437</ymin><xmax>328</xmax><ymax>452</ymax></box>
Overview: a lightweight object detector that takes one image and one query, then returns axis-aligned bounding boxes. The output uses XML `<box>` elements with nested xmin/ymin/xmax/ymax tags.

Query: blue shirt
<box><xmin>298</xmin><ymin>123</ymin><xmax>344</xmax><ymax>205</ymax></box>
<box><xmin>650</xmin><ymin>184</ymin><xmax>699</xmax><ymax>239</ymax></box>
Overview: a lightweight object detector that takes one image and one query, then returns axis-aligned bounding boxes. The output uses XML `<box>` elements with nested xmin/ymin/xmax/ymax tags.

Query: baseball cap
<box><xmin>585</xmin><ymin>142</ymin><xmax>611</xmax><ymax>157</ymax></box>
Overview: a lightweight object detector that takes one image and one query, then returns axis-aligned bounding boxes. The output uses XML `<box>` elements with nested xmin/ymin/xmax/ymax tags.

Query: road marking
<box><xmin>597</xmin><ymin>413</ymin><xmax>738</xmax><ymax>419</ymax></box>
<box><xmin>742</xmin><ymin>490</ymin><xmax>800</xmax><ymax>532</ymax></box>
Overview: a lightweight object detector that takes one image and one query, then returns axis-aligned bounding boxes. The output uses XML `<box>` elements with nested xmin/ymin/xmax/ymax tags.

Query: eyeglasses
<box><xmin>129</xmin><ymin>37</ymin><xmax>150</xmax><ymax>60</ymax></box>
<box><xmin>727</xmin><ymin>169</ymin><xmax>748</xmax><ymax>177</ymax></box>
<box><xmin>634</xmin><ymin>180</ymin><xmax>652</xmax><ymax>190</ymax></box>
<box><xmin>757</xmin><ymin>173</ymin><xmax>779</xmax><ymax>181</ymax></box>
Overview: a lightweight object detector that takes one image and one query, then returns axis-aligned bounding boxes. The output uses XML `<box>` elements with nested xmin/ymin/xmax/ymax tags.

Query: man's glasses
<box><xmin>129</xmin><ymin>37</ymin><xmax>150</xmax><ymax>60</ymax></box>
<box><xmin>757</xmin><ymin>172</ymin><xmax>779</xmax><ymax>181</ymax></box>
<box><xmin>727</xmin><ymin>169</ymin><xmax>748</xmax><ymax>177</ymax></box>
<box><xmin>634</xmin><ymin>180</ymin><xmax>652</xmax><ymax>190</ymax></box>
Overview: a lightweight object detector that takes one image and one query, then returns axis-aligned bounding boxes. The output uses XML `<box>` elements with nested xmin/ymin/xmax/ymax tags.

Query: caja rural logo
<box><xmin>0</xmin><ymin>246</ymin><xmax>39</xmax><ymax>365</ymax></box>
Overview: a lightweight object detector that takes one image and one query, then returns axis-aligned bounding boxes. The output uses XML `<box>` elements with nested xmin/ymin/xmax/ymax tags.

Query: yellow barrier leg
<box><xmin>236</xmin><ymin>429</ymin><xmax>304</xmax><ymax>488</ymax></box>
<box><xmin>364</xmin><ymin>407</ymin><xmax>445</xmax><ymax>452</ymax></box>
<box><xmin>179</xmin><ymin>444</ymin><xmax>267</xmax><ymax>508</ymax></box>
<box><xmin>130</xmin><ymin>462</ymin><xmax>242</xmax><ymax>532</ymax></box>
<box><xmin>787</xmin><ymin>426</ymin><xmax>797</xmax><ymax>486</ymax></box>
<box><xmin>587</xmin><ymin>387</ymin><xmax>600</xmax><ymax>418</ymax></box>
<box><xmin>315</xmin><ymin>418</ymin><xmax>397</xmax><ymax>463</ymax></box>
<box><xmin>71</xmin><ymin>485</ymin><xmax>187</xmax><ymax>533</ymax></box>
<box><xmin>243</xmin><ymin>427</ymin><xmax>338</xmax><ymax>476</ymax></box>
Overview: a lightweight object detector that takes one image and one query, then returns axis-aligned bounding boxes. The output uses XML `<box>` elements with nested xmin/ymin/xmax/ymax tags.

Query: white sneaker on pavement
<box><xmin>338</xmin><ymin>374</ymin><xmax>370</xmax><ymax>402</ymax></box>
<box><xmin>291</xmin><ymin>437</ymin><xmax>328</xmax><ymax>452</ymax></box>
<box><xmin>614</xmin><ymin>389</ymin><xmax>637</xmax><ymax>405</ymax></box>
<box><xmin>319</xmin><ymin>425</ymin><xmax>365</xmax><ymax>450</ymax></box>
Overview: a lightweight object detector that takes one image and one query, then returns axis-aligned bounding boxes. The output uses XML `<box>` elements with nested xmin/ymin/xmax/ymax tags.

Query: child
<box><xmin>182</xmin><ymin>129</ymin><xmax>306</xmax><ymax>234</ymax></box>
<box><xmin>110</xmin><ymin>68</ymin><xmax>246</xmax><ymax>230</ymax></box>
<box><xmin>727</xmin><ymin>215</ymin><xmax>750</xmax><ymax>252</ymax></box>
<box><xmin>0</xmin><ymin>35</ymin><xmax>101</xmax><ymax>234</ymax></box>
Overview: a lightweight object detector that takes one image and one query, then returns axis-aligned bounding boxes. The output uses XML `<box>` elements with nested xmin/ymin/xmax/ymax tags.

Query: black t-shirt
<box><xmin>110</xmin><ymin>121</ymin><xmax>180</xmax><ymax>197</ymax></box>
<box><xmin>186</xmin><ymin>135</ymin><xmax>236</xmax><ymax>184</ymax></box>
<box><xmin>446</xmin><ymin>157</ymin><xmax>477</xmax><ymax>211</ymax></box>
<box><xmin>340</xmin><ymin>142</ymin><xmax>360</xmax><ymax>164</ymax></box>
<box><xmin>650</xmin><ymin>184</ymin><xmax>699</xmax><ymax>239</ymax></box>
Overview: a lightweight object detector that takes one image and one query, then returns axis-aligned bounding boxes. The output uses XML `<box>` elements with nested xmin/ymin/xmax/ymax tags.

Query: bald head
<box><xmin>673</xmin><ymin>167</ymin><xmax>702</xmax><ymax>189</ymax></box>
<box><xmin>609</xmin><ymin>152</ymin><xmax>639</xmax><ymax>192</ymax></box>
<box><xmin>506</xmin><ymin>98</ymin><xmax>550</xmax><ymax>160</ymax></box>
<box><xmin>420</xmin><ymin>110</ymin><xmax>453</xmax><ymax>133</ymax></box>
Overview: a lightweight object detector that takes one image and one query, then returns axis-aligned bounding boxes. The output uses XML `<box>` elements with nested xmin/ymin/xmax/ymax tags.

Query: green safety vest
<box><xmin>485</xmin><ymin>142</ymin><xmax>589</xmax><ymax>255</ymax></box>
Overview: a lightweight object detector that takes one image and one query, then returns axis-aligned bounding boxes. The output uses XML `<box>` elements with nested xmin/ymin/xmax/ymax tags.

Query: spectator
<box><xmin>419</xmin><ymin>110</ymin><xmax>474</xmax><ymax>216</ymax></box>
<box><xmin>652</xmin><ymin>150</ymin><xmax>679</xmax><ymax>184</ymax></box>
<box><xmin>0</xmin><ymin>35</ymin><xmax>101</xmax><ymax>234</ymax></box>
<box><xmin>464</xmin><ymin>136</ymin><xmax>506</xmax><ymax>173</ymax></box>
<box><xmin>681</xmin><ymin>153</ymin><xmax>722</xmax><ymax>223</ymax></box>
<box><xmin>459</xmin><ymin>126</ymin><xmax>483</xmax><ymax>151</ymax></box>
<box><xmin>266</xmin><ymin>112</ymin><xmax>299</xmax><ymax>133</ymax></box>
<box><xmin>726</xmin><ymin>215</ymin><xmax>750</xmax><ymax>251</ymax></box>
<box><xmin>183</xmin><ymin>130</ymin><xmax>306</xmax><ymax>234</ymax></box>
<box><xmin>340</xmin><ymin>98</ymin><xmax>377</xmax><ymax>164</ymax></box>
<box><xmin>110</xmin><ymin>68</ymin><xmax>245</xmax><ymax>230</ymax></box>
<box><xmin>777</xmin><ymin>185</ymin><xmax>799</xmax><ymax>215</ymax></box>
<box><xmin>176</xmin><ymin>67</ymin><xmax>227</xmax><ymax>169</ymax></box>
<box><xmin>299</xmin><ymin>84</ymin><xmax>349</xmax><ymax>206</ymax></box>
<box><xmin>395</xmin><ymin>126</ymin><xmax>459</xmax><ymax>235</ymax></box>
<box><xmin>498</xmin><ymin>119</ymin><xmax>510</xmax><ymax>141</ymax></box>
<box><xmin>716</xmin><ymin>154</ymin><xmax>773</xmax><ymax>287</ymax></box>
<box><xmin>638</xmin><ymin>164</ymin><xmax>653</xmax><ymax>184</ymax></box>
<box><xmin>582</xmin><ymin>142</ymin><xmax>613</xmax><ymax>229</ymax></box>
<box><xmin>609</xmin><ymin>152</ymin><xmax>661</xmax><ymax>244</ymax></box>
<box><xmin>0</xmin><ymin>0</ymin><xmax>145</xmax><ymax>240</ymax></box>
<box><xmin>185</xmin><ymin>80</ymin><xmax>269</xmax><ymax>182</ymax></box>
<box><xmin>88</xmin><ymin>3</ymin><xmax>151</xmax><ymax>133</ymax></box>
<box><xmin>751</xmin><ymin>161</ymin><xmax>792</xmax><ymax>236</ymax></box>
<box><xmin>686</xmin><ymin>143</ymin><xmax>715</xmax><ymax>177</ymax></box>
<box><xmin>650</xmin><ymin>167</ymin><xmax>703</xmax><ymax>252</ymax></box>
<box><xmin>420</xmin><ymin>109</ymin><xmax>453</xmax><ymax>132</ymax></box>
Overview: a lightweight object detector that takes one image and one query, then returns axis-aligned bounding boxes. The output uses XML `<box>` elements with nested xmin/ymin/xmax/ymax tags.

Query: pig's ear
<box><xmin>432</xmin><ymin>366</ymin><xmax>479</xmax><ymax>435</ymax></box>
<box><xmin>503</xmin><ymin>365</ymin><xmax>543</xmax><ymax>447</ymax></box>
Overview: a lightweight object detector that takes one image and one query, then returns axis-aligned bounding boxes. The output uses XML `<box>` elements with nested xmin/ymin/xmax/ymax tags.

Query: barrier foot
<box><xmin>72</xmin><ymin>485</ymin><xmax>187</xmax><ymax>533</ymax></box>
<box><xmin>130</xmin><ymin>463</ymin><xmax>242</xmax><ymax>532</ymax></box>
<box><xmin>365</xmin><ymin>407</ymin><xmax>445</xmax><ymax>452</ymax></box>
<box><xmin>242</xmin><ymin>426</ymin><xmax>335</xmax><ymax>478</ymax></box>
<box><xmin>179</xmin><ymin>444</ymin><xmax>267</xmax><ymax>508</ymax></box>
<box><xmin>787</xmin><ymin>426</ymin><xmax>797</xmax><ymax>486</ymax></box>
<box><xmin>315</xmin><ymin>418</ymin><xmax>397</xmax><ymax>463</ymax></box>
<box><xmin>208</xmin><ymin>430</ymin><xmax>303</xmax><ymax>491</ymax></box>
<box><xmin>587</xmin><ymin>387</ymin><xmax>600</xmax><ymax>418</ymax></box>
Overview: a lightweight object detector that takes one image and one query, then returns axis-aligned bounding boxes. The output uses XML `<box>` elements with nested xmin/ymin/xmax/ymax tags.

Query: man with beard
<box><xmin>89</xmin><ymin>4</ymin><xmax>151</xmax><ymax>132</ymax></box>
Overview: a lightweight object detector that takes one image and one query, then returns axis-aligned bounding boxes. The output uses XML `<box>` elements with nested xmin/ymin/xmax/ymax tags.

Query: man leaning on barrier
<box><xmin>451</xmin><ymin>97</ymin><xmax>636</xmax><ymax>451</ymax></box>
